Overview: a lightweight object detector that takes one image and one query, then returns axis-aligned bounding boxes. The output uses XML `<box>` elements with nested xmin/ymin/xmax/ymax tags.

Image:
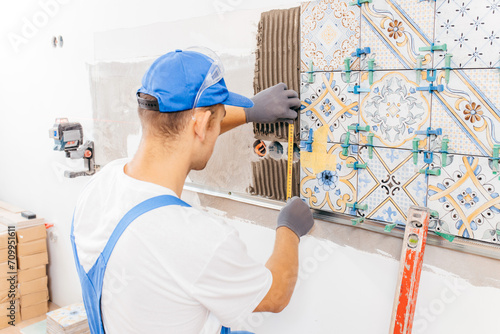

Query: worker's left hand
<box><xmin>244</xmin><ymin>83</ymin><xmax>300</xmax><ymax>123</ymax></box>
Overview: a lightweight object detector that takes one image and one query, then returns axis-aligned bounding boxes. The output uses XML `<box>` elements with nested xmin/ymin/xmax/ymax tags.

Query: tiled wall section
<box><xmin>300</xmin><ymin>0</ymin><xmax>500</xmax><ymax>245</ymax></box>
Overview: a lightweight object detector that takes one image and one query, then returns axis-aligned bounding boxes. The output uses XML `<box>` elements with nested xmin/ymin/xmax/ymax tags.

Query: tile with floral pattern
<box><xmin>428</xmin><ymin>154</ymin><xmax>500</xmax><ymax>244</ymax></box>
<box><xmin>360</xmin><ymin>0</ymin><xmax>435</xmax><ymax>70</ymax></box>
<box><xmin>300</xmin><ymin>143</ymin><xmax>358</xmax><ymax>214</ymax></box>
<box><xmin>300</xmin><ymin>71</ymin><xmax>360</xmax><ymax>145</ymax></box>
<box><xmin>301</xmin><ymin>0</ymin><xmax>361</xmax><ymax>72</ymax></box>
<box><xmin>358</xmin><ymin>70</ymin><xmax>432</xmax><ymax>150</ymax></box>
<box><xmin>430</xmin><ymin>69</ymin><xmax>500</xmax><ymax>157</ymax></box>
<box><xmin>434</xmin><ymin>0</ymin><xmax>500</xmax><ymax>69</ymax></box>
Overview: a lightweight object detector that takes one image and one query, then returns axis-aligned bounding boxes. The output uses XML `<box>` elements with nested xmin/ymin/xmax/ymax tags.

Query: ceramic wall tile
<box><xmin>301</xmin><ymin>0</ymin><xmax>361</xmax><ymax>72</ymax></box>
<box><xmin>357</xmin><ymin>70</ymin><xmax>432</xmax><ymax>151</ymax></box>
<box><xmin>299</xmin><ymin>0</ymin><xmax>500</xmax><ymax>246</ymax></box>
<box><xmin>428</xmin><ymin>154</ymin><xmax>500</xmax><ymax>244</ymax></box>
<box><xmin>435</xmin><ymin>0</ymin><xmax>500</xmax><ymax>69</ymax></box>
<box><xmin>430</xmin><ymin>69</ymin><xmax>500</xmax><ymax>157</ymax></box>
<box><xmin>300</xmin><ymin>71</ymin><xmax>360</xmax><ymax>145</ymax></box>
<box><xmin>360</xmin><ymin>1</ymin><xmax>435</xmax><ymax>70</ymax></box>
<box><xmin>355</xmin><ymin>146</ymin><xmax>429</xmax><ymax>224</ymax></box>
<box><xmin>300</xmin><ymin>142</ymin><xmax>358</xmax><ymax>214</ymax></box>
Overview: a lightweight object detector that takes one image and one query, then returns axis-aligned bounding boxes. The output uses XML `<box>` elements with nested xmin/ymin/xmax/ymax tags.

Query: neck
<box><xmin>124</xmin><ymin>135</ymin><xmax>191</xmax><ymax>197</ymax></box>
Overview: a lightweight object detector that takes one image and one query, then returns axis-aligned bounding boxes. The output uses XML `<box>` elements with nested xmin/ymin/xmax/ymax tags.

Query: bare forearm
<box><xmin>254</xmin><ymin>227</ymin><xmax>299</xmax><ymax>313</ymax></box>
<box><xmin>220</xmin><ymin>106</ymin><xmax>246</xmax><ymax>134</ymax></box>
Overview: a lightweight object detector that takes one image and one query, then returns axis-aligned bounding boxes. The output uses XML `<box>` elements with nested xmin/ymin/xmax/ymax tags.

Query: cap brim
<box><xmin>222</xmin><ymin>92</ymin><xmax>254</xmax><ymax>109</ymax></box>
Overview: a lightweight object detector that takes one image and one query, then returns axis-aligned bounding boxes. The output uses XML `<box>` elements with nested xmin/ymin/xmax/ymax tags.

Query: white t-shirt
<box><xmin>73</xmin><ymin>159</ymin><xmax>272</xmax><ymax>334</ymax></box>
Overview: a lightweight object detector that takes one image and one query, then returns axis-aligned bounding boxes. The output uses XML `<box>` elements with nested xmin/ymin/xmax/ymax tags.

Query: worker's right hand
<box><xmin>276</xmin><ymin>197</ymin><xmax>314</xmax><ymax>239</ymax></box>
<box><xmin>244</xmin><ymin>83</ymin><xmax>300</xmax><ymax>124</ymax></box>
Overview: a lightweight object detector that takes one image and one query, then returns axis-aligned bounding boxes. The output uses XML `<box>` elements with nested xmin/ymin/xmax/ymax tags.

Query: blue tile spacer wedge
<box><xmin>348</xmin><ymin>85</ymin><xmax>371</xmax><ymax>94</ymax></box>
<box><xmin>300</xmin><ymin>128</ymin><xmax>314</xmax><ymax>152</ymax></box>
<box><xmin>423</xmin><ymin>151</ymin><xmax>434</xmax><ymax>164</ymax></box>
<box><xmin>425</xmin><ymin>69</ymin><xmax>437</xmax><ymax>82</ymax></box>
<box><xmin>416</xmin><ymin>84</ymin><xmax>444</xmax><ymax>93</ymax></box>
<box><xmin>351</xmin><ymin>47</ymin><xmax>371</xmax><ymax>58</ymax></box>
<box><xmin>415</xmin><ymin>127</ymin><xmax>442</xmax><ymax>136</ymax></box>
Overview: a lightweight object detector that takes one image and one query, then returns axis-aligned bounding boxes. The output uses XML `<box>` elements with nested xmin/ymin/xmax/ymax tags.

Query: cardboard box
<box><xmin>20</xmin><ymin>288</ymin><xmax>48</xmax><ymax>307</ymax></box>
<box><xmin>0</xmin><ymin>274</ymin><xmax>18</xmax><ymax>304</ymax></box>
<box><xmin>0</xmin><ymin>201</ymin><xmax>24</xmax><ymax>214</ymax></box>
<box><xmin>0</xmin><ymin>262</ymin><xmax>16</xmax><ymax>279</ymax></box>
<box><xmin>21</xmin><ymin>300</ymin><xmax>47</xmax><ymax>321</ymax></box>
<box><xmin>0</xmin><ymin>249</ymin><xmax>7</xmax><ymax>263</ymax></box>
<box><xmin>17</xmin><ymin>239</ymin><xmax>47</xmax><ymax>257</ymax></box>
<box><xmin>0</xmin><ymin>212</ymin><xmax>44</xmax><ymax>230</ymax></box>
<box><xmin>0</xmin><ymin>299</ymin><xmax>19</xmax><ymax>316</ymax></box>
<box><xmin>0</xmin><ymin>225</ymin><xmax>9</xmax><ymax>250</ymax></box>
<box><xmin>0</xmin><ymin>312</ymin><xmax>19</xmax><ymax>329</ymax></box>
<box><xmin>19</xmin><ymin>276</ymin><xmax>47</xmax><ymax>296</ymax></box>
<box><xmin>16</xmin><ymin>225</ymin><xmax>46</xmax><ymax>244</ymax></box>
<box><xmin>18</xmin><ymin>265</ymin><xmax>46</xmax><ymax>283</ymax></box>
<box><xmin>17</xmin><ymin>251</ymin><xmax>48</xmax><ymax>270</ymax></box>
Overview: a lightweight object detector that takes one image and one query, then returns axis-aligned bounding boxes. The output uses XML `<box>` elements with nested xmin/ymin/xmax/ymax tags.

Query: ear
<box><xmin>193</xmin><ymin>109</ymin><xmax>212</xmax><ymax>142</ymax></box>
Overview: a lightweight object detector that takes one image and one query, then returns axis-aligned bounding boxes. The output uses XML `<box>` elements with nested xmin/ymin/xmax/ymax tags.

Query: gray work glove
<box><xmin>244</xmin><ymin>83</ymin><xmax>301</xmax><ymax>124</ymax></box>
<box><xmin>277</xmin><ymin>197</ymin><xmax>314</xmax><ymax>238</ymax></box>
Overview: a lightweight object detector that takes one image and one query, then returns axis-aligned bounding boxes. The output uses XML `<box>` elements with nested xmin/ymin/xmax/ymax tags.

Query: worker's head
<box><xmin>136</xmin><ymin>48</ymin><xmax>253</xmax><ymax>169</ymax></box>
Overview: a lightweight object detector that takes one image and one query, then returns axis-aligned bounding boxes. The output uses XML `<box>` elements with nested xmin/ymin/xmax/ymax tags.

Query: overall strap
<box><xmin>100</xmin><ymin>195</ymin><xmax>190</xmax><ymax>266</ymax></box>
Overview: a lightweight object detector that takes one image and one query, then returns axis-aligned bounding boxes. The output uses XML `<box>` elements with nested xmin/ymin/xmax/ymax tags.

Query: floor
<box><xmin>0</xmin><ymin>302</ymin><xmax>59</xmax><ymax>334</ymax></box>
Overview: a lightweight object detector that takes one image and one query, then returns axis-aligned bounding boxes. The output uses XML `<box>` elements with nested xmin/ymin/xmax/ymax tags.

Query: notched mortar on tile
<box><xmin>253</xmin><ymin>7</ymin><xmax>301</xmax><ymax>142</ymax></box>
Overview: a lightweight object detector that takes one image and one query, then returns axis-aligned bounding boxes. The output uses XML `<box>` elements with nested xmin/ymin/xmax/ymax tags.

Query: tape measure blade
<box><xmin>286</xmin><ymin>123</ymin><xmax>294</xmax><ymax>200</ymax></box>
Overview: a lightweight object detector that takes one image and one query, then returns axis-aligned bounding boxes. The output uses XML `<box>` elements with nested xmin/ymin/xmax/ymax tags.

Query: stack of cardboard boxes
<box><xmin>0</xmin><ymin>201</ymin><xmax>49</xmax><ymax>323</ymax></box>
<box><xmin>17</xmin><ymin>225</ymin><xmax>49</xmax><ymax>320</ymax></box>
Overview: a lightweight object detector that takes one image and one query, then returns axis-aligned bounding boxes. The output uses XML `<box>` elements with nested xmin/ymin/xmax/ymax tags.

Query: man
<box><xmin>71</xmin><ymin>48</ymin><xmax>314</xmax><ymax>334</ymax></box>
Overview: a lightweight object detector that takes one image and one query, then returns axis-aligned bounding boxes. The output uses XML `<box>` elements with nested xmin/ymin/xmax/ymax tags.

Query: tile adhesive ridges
<box><xmin>250</xmin><ymin>7</ymin><xmax>301</xmax><ymax>201</ymax></box>
<box><xmin>253</xmin><ymin>7</ymin><xmax>301</xmax><ymax>142</ymax></box>
<box><xmin>249</xmin><ymin>158</ymin><xmax>300</xmax><ymax>201</ymax></box>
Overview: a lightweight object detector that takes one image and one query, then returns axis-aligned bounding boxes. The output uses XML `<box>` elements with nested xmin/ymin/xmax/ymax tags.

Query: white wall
<box><xmin>1</xmin><ymin>1</ymin><xmax>499</xmax><ymax>333</ymax></box>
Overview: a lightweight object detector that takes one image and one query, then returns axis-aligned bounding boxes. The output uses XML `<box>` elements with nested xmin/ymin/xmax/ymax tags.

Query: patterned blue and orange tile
<box><xmin>355</xmin><ymin>146</ymin><xmax>429</xmax><ymax>224</ymax></box>
<box><xmin>357</xmin><ymin>69</ymin><xmax>433</xmax><ymax>151</ymax></box>
<box><xmin>300</xmin><ymin>71</ymin><xmax>360</xmax><ymax>145</ymax></box>
<box><xmin>301</xmin><ymin>0</ymin><xmax>361</xmax><ymax>72</ymax></box>
<box><xmin>428</xmin><ymin>153</ymin><xmax>500</xmax><ymax>243</ymax></box>
<box><xmin>360</xmin><ymin>0</ymin><xmax>435</xmax><ymax>70</ymax></box>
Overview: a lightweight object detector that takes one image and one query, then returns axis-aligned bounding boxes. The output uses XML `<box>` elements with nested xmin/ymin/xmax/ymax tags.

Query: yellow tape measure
<box><xmin>286</xmin><ymin>123</ymin><xmax>294</xmax><ymax>200</ymax></box>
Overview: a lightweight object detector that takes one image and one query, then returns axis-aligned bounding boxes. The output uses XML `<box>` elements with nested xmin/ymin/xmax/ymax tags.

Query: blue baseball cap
<box><xmin>137</xmin><ymin>48</ymin><xmax>254</xmax><ymax>112</ymax></box>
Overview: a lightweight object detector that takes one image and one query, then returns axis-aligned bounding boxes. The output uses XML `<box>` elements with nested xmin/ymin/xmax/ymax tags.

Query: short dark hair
<box><xmin>137</xmin><ymin>93</ymin><xmax>220</xmax><ymax>140</ymax></box>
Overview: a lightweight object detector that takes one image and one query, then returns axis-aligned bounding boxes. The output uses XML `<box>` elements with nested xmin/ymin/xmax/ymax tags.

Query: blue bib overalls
<box><xmin>70</xmin><ymin>195</ymin><xmax>253</xmax><ymax>334</ymax></box>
